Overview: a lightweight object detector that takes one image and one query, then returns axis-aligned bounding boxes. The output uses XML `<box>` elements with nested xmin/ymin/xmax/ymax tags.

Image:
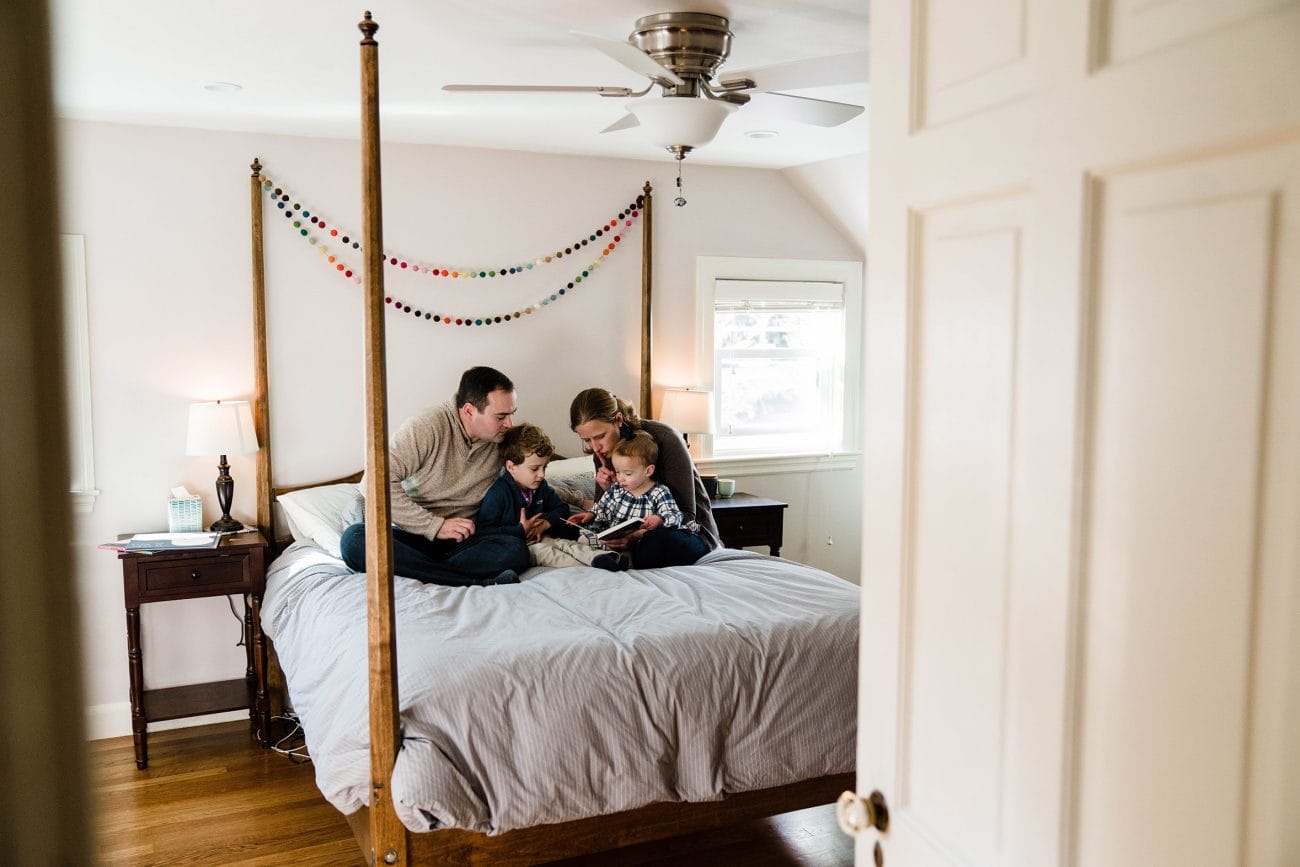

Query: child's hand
<box><xmin>567</xmin><ymin>511</ymin><xmax>594</xmax><ymax>525</ymax></box>
<box><xmin>519</xmin><ymin>508</ymin><xmax>548</xmax><ymax>543</ymax></box>
<box><xmin>641</xmin><ymin>514</ymin><xmax>663</xmax><ymax>531</ymax></box>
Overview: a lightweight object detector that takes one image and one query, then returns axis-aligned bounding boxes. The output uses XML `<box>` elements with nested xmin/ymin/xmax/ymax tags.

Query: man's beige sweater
<box><xmin>363</xmin><ymin>400</ymin><xmax>502</xmax><ymax>540</ymax></box>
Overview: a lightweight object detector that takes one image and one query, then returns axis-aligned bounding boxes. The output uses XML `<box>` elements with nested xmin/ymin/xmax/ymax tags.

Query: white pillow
<box><xmin>546</xmin><ymin>456</ymin><xmax>597</xmax><ymax>506</ymax></box>
<box><xmin>277</xmin><ymin>482</ymin><xmax>361</xmax><ymax>558</ymax></box>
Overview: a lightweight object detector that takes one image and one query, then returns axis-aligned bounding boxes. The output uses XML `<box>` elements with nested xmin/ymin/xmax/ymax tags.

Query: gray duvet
<box><xmin>261</xmin><ymin>543</ymin><xmax>858</xmax><ymax>834</ymax></box>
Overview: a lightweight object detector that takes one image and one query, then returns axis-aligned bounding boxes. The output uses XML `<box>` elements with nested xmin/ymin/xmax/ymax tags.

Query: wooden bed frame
<box><xmin>247</xmin><ymin>14</ymin><xmax>851</xmax><ymax>866</ymax></box>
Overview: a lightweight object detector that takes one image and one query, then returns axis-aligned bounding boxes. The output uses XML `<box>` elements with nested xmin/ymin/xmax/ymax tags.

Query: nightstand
<box><xmin>118</xmin><ymin>531</ymin><xmax>270</xmax><ymax>769</ymax></box>
<box><xmin>709</xmin><ymin>493</ymin><xmax>789</xmax><ymax>556</ymax></box>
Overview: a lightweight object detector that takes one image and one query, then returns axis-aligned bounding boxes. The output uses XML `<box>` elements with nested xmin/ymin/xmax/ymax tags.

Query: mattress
<box><xmin>261</xmin><ymin>542</ymin><xmax>859</xmax><ymax>833</ymax></box>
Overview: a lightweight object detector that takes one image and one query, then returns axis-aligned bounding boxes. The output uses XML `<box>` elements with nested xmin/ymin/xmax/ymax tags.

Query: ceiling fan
<box><xmin>442</xmin><ymin>11</ymin><xmax>866</xmax><ymax>160</ymax></box>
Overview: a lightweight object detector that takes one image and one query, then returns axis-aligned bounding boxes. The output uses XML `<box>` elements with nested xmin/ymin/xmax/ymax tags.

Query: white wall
<box><xmin>784</xmin><ymin>152</ymin><xmax>868</xmax><ymax>257</ymax></box>
<box><xmin>59</xmin><ymin>119</ymin><xmax>863</xmax><ymax>738</ymax></box>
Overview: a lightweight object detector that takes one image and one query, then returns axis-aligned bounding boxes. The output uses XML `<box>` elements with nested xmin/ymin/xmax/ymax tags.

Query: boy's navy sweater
<box><xmin>477</xmin><ymin>473</ymin><xmax>579</xmax><ymax>540</ymax></box>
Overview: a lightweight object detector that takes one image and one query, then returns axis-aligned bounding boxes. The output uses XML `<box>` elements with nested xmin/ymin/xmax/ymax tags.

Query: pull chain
<box><xmin>674</xmin><ymin>159</ymin><xmax>687</xmax><ymax>207</ymax></box>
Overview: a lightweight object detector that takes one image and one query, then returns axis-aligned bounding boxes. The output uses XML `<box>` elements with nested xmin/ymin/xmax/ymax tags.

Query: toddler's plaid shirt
<box><xmin>579</xmin><ymin>483</ymin><xmax>699</xmax><ymax>548</ymax></box>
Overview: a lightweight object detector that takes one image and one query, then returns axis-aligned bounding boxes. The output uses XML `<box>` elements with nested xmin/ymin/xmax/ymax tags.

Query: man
<box><xmin>339</xmin><ymin>366</ymin><xmax>530</xmax><ymax>586</ymax></box>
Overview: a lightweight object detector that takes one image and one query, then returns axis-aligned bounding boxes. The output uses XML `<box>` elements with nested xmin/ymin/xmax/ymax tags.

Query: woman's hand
<box><xmin>599</xmin><ymin>534</ymin><xmax>633</xmax><ymax>551</ymax></box>
<box><xmin>594</xmin><ymin>452</ymin><xmax>616</xmax><ymax>492</ymax></box>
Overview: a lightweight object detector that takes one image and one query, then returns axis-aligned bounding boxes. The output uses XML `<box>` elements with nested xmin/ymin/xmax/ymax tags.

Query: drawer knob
<box><xmin>191</xmin><ymin>569</ymin><xmax>201</xmax><ymax>580</ymax></box>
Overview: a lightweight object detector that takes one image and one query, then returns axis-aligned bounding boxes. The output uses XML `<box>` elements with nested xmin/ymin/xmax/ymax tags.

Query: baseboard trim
<box><xmin>86</xmin><ymin>701</ymin><xmax>250</xmax><ymax>742</ymax></box>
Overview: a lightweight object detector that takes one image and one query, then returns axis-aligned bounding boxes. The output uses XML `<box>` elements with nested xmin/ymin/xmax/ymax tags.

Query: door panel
<box><xmin>901</xmin><ymin>195</ymin><xmax>1026</xmax><ymax>864</ymax></box>
<box><xmin>1076</xmin><ymin>141</ymin><xmax>1300</xmax><ymax>867</ymax></box>
<box><xmin>913</xmin><ymin>0</ymin><xmax>1032</xmax><ymax>129</ymax></box>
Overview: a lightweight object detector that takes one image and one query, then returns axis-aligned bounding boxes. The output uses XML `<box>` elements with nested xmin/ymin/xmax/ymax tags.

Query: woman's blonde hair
<box><xmin>569</xmin><ymin>388</ymin><xmax>641</xmax><ymax>432</ymax></box>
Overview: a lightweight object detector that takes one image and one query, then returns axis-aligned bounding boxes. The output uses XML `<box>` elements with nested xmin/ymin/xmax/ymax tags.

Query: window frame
<box><xmin>61</xmin><ymin>234</ymin><xmax>99</xmax><ymax>512</ymax></box>
<box><xmin>694</xmin><ymin>256</ymin><xmax>863</xmax><ymax>468</ymax></box>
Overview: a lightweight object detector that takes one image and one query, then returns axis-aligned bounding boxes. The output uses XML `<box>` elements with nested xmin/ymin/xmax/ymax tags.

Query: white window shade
<box><xmin>715</xmin><ymin>279</ymin><xmax>844</xmax><ymax>303</ymax></box>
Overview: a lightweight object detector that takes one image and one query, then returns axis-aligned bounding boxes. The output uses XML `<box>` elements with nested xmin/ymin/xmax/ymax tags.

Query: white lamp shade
<box><xmin>185</xmin><ymin>400</ymin><xmax>259</xmax><ymax>456</ymax></box>
<box><xmin>659</xmin><ymin>388</ymin><xmax>715</xmax><ymax>435</ymax></box>
<box><xmin>629</xmin><ymin>97</ymin><xmax>737</xmax><ymax>150</ymax></box>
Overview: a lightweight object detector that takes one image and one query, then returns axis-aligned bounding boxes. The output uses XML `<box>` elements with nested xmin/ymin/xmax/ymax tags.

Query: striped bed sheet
<box><xmin>261</xmin><ymin>542</ymin><xmax>859</xmax><ymax>834</ymax></box>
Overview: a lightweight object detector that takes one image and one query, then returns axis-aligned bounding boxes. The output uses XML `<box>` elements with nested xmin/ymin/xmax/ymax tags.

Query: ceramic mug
<box><xmin>717</xmin><ymin>478</ymin><xmax>736</xmax><ymax>498</ymax></box>
<box><xmin>701</xmin><ymin>474</ymin><xmax>719</xmax><ymax>498</ymax></box>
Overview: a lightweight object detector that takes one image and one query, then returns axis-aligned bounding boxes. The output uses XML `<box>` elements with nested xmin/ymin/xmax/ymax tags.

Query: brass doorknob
<box><xmin>836</xmin><ymin>789</ymin><xmax>889</xmax><ymax>836</ymax></box>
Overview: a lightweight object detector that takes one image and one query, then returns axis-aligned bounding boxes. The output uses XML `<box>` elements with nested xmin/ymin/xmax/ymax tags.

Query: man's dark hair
<box><xmin>456</xmin><ymin>366</ymin><xmax>514</xmax><ymax>412</ymax></box>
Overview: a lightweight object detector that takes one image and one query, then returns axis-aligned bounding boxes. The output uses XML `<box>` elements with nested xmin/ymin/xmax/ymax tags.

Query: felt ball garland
<box><xmin>259</xmin><ymin>172</ymin><xmax>643</xmax><ymax>325</ymax></box>
<box><xmin>261</xmin><ymin>173</ymin><xmax>642</xmax><ymax>284</ymax></box>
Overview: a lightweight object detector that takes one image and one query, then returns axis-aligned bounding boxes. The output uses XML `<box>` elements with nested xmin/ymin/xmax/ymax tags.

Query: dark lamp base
<box><xmin>210</xmin><ymin>515</ymin><xmax>245</xmax><ymax>533</ymax></box>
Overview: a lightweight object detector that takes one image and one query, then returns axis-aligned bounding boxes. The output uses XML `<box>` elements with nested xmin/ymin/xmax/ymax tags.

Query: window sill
<box><xmin>695</xmin><ymin>452</ymin><xmax>860</xmax><ymax>477</ymax></box>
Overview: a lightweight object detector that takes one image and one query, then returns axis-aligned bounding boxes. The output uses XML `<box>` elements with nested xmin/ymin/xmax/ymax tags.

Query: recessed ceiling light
<box><xmin>744</xmin><ymin>129</ymin><xmax>779</xmax><ymax>140</ymax></box>
<box><xmin>203</xmin><ymin>82</ymin><xmax>243</xmax><ymax>93</ymax></box>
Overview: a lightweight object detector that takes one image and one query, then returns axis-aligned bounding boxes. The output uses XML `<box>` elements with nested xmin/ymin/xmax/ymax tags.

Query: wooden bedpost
<box><xmin>640</xmin><ymin>180</ymin><xmax>653</xmax><ymax>417</ymax></box>
<box><xmin>249</xmin><ymin>158</ymin><xmax>274</xmax><ymax>546</ymax></box>
<box><xmin>358</xmin><ymin>12</ymin><xmax>406</xmax><ymax>867</ymax></box>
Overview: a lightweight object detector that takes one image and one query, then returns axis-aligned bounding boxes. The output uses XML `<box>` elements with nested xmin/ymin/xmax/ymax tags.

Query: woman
<box><xmin>569</xmin><ymin>388</ymin><xmax>720</xmax><ymax>567</ymax></box>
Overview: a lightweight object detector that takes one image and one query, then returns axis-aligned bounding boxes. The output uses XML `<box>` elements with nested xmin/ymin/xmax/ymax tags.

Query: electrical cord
<box><xmin>225</xmin><ymin>595</ymin><xmax>246</xmax><ymax>648</ymax></box>
<box><xmin>271</xmin><ymin>711</ymin><xmax>312</xmax><ymax>764</ymax></box>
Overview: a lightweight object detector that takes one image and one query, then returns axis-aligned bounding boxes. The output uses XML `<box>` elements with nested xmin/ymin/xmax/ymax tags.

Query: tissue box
<box><xmin>168</xmin><ymin>496</ymin><xmax>204</xmax><ymax>533</ymax></box>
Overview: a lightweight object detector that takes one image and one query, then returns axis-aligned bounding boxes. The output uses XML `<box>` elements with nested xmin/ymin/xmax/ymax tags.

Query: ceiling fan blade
<box><xmin>571</xmin><ymin>30</ymin><xmax>685</xmax><ymax>87</ymax></box>
<box><xmin>443</xmin><ymin>84</ymin><xmax>635</xmax><ymax>96</ymax></box>
<box><xmin>757</xmin><ymin>92</ymin><xmax>864</xmax><ymax>127</ymax></box>
<box><xmin>600</xmin><ymin>113</ymin><xmax>640</xmax><ymax>134</ymax></box>
<box><xmin>721</xmin><ymin>50</ymin><xmax>868</xmax><ymax>93</ymax></box>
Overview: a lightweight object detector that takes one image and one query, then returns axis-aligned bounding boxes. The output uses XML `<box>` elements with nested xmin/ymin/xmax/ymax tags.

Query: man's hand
<box><xmin>435</xmin><ymin>517</ymin><xmax>475</xmax><ymax>542</ymax></box>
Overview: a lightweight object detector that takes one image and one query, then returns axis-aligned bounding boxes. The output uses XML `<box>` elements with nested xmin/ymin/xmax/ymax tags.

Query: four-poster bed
<box><xmin>247</xmin><ymin>14</ymin><xmax>856</xmax><ymax>866</ymax></box>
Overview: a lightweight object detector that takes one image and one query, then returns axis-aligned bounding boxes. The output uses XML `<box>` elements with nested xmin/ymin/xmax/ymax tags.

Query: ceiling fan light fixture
<box><xmin>628</xmin><ymin>96</ymin><xmax>736</xmax><ymax>152</ymax></box>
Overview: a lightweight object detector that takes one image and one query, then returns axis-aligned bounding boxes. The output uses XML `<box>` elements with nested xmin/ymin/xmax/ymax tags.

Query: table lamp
<box><xmin>185</xmin><ymin>400</ymin><xmax>259</xmax><ymax>532</ymax></box>
<box><xmin>659</xmin><ymin>387</ymin><xmax>715</xmax><ymax>449</ymax></box>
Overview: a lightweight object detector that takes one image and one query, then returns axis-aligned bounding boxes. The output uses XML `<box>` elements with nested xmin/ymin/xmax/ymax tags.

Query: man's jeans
<box><xmin>339</xmin><ymin>522</ymin><xmax>529</xmax><ymax>586</ymax></box>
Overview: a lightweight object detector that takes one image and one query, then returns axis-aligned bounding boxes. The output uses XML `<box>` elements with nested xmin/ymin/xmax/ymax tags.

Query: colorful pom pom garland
<box><xmin>259</xmin><ymin>172</ymin><xmax>642</xmax><ymax>326</ymax></box>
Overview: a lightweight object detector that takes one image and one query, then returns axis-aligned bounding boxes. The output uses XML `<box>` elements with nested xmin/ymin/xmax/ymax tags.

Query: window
<box><xmin>715</xmin><ymin>282</ymin><xmax>845</xmax><ymax>453</ymax></box>
<box><xmin>696</xmin><ymin>257</ymin><xmax>862</xmax><ymax>461</ymax></box>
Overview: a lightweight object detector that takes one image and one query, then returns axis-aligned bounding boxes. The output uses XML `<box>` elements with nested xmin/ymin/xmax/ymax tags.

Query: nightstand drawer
<box><xmin>139</xmin><ymin>555</ymin><xmax>248</xmax><ymax>594</ymax></box>
<box><xmin>718</xmin><ymin>510</ymin><xmax>783</xmax><ymax>547</ymax></box>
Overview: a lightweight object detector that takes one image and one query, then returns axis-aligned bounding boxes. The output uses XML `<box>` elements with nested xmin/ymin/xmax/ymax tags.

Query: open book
<box><xmin>595</xmin><ymin>517</ymin><xmax>643</xmax><ymax>541</ymax></box>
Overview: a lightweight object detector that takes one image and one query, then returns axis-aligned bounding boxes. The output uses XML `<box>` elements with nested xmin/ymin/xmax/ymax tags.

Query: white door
<box><xmin>859</xmin><ymin>1</ymin><xmax>1300</xmax><ymax>865</ymax></box>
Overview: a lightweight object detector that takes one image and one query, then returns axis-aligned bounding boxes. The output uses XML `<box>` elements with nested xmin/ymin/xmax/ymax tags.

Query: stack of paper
<box><xmin>121</xmin><ymin>532</ymin><xmax>220</xmax><ymax>551</ymax></box>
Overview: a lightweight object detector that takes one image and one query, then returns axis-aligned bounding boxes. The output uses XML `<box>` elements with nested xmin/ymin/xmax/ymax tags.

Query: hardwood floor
<box><xmin>91</xmin><ymin>721</ymin><xmax>853</xmax><ymax>866</ymax></box>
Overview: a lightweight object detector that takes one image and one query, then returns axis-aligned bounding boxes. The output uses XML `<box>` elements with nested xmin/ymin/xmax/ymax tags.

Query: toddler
<box><xmin>569</xmin><ymin>431</ymin><xmax>698</xmax><ymax>550</ymax></box>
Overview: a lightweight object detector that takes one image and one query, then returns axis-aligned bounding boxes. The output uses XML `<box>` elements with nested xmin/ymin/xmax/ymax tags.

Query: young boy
<box><xmin>569</xmin><ymin>431</ymin><xmax>698</xmax><ymax>548</ymax></box>
<box><xmin>478</xmin><ymin>423</ymin><xmax>627</xmax><ymax>572</ymax></box>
